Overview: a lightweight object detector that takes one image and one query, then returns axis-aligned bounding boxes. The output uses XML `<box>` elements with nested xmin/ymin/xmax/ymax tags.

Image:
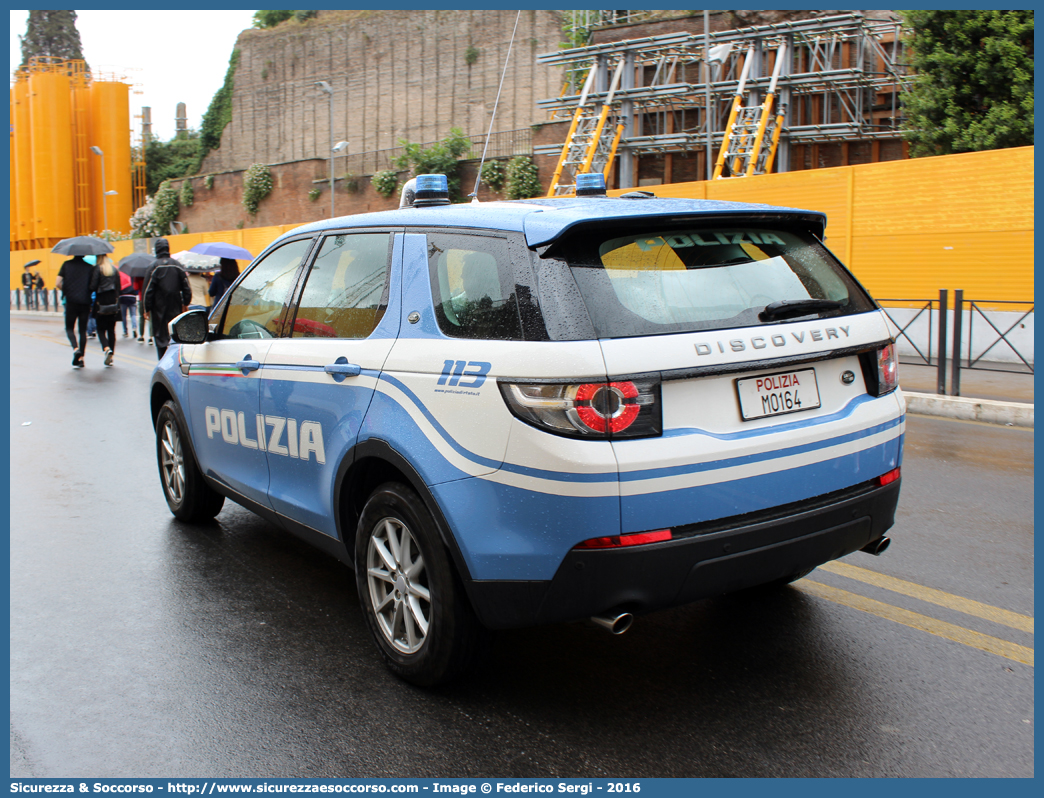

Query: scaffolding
<box><xmin>537</xmin><ymin>12</ymin><xmax>911</xmax><ymax>193</ymax></box>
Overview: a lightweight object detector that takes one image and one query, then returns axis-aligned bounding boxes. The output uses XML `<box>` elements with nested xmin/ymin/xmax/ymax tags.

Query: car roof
<box><xmin>281</xmin><ymin>196</ymin><xmax>827</xmax><ymax>250</ymax></box>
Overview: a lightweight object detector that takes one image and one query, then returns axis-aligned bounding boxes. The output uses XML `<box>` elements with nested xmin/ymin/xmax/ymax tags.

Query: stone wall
<box><xmin>172</xmin><ymin>150</ymin><xmax>558</xmax><ymax>232</ymax></box>
<box><xmin>201</xmin><ymin>9</ymin><xmax>565</xmax><ymax>174</ymax></box>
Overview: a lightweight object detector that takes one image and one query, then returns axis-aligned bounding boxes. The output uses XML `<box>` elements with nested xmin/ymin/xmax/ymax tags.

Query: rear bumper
<box><xmin>465</xmin><ymin>478</ymin><xmax>900</xmax><ymax>629</ymax></box>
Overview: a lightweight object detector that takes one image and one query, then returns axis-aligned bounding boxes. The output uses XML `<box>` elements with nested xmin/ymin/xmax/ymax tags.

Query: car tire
<box><xmin>355</xmin><ymin>482</ymin><xmax>488</xmax><ymax>687</ymax></box>
<box><xmin>156</xmin><ymin>400</ymin><xmax>225</xmax><ymax>522</ymax></box>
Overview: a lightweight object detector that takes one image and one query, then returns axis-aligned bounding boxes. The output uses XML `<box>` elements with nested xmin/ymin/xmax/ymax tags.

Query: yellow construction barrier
<box><xmin>10</xmin><ymin>224</ymin><xmax>300</xmax><ymax>291</ymax></box>
<box><xmin>620</xmin><ymin>146</ymin><xmax>1034</xmax><ymax>306</ymax></box>
<box><xmin>12</xmin><ymin>148</ymin><xmax>1033</xmax><ymax>307</ymax></box>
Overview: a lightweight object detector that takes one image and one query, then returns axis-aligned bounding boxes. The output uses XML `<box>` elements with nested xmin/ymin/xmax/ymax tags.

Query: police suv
<box><xmin>151</xmin><ymin>173</ymin><xmax>903</xmax><ymax>686</ymax></box>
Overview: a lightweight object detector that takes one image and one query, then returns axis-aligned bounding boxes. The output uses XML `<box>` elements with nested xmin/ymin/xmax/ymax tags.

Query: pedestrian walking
<box><xmin>208</xmin><ymin>258</ymin><xmax>240</xmax><ymax>304</ymax></box>
<box><xmin>118</xmin><ymin>271</ymin><xmax>138</xmax><ymax>338</ymax></box>
<box><xmin>56</xmin><ymin>253</ymin><xmax>96</xmax><ymax>368</ymax></box>
<box><xmin>142</xmin><ymin>237</ymin><xmax>191</xmax><ymax>360</ymax></box>
<box><xmin>92</xmin><ymin>254</ymin><xmax>122</xmax><ymax>367</ymax></box>
<box><xmin>34</xmin><ymin>272</ymin><xmax>48</xmax><ymax>310</ymax></box>
<box><xmin>133</xmin><ymin>276</ymin><xmax>148</xmax><ymax>343</ymax></box>
<box><xmin>21</xmin><ymin>264</ymin><xmax>35</xmax><ymax>309</ymax></box>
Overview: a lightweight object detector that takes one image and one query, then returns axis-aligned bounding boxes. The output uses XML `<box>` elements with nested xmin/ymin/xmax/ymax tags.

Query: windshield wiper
<box><xmin>759</xmin><ymin>298</ymin><xmax>843</xmax><ymax>322</ymax></box>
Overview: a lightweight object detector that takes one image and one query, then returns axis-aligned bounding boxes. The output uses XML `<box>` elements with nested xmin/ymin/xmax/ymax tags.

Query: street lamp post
<box><xmin>89</xmin><ymin>146</ymin><xmax>110</xmax><ymax>231</ymax></box>
<box><xmin>332</xmin><ymin>140</ymin><xmax>349</xmax><ymax>216</ymax></box>
<box><xmin>314</xmin><ymin>81</ymin><xmax>335</xmax><ymax>217</ymax></box>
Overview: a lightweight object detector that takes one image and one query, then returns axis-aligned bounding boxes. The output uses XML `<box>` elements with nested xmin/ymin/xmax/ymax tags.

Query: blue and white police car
<box><xmin>151</xmin><ymin>173</ymin><xmax>903</xmax><ymax>685</ymax></box>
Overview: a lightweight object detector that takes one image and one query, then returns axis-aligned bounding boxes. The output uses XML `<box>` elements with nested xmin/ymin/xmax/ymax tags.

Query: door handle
<box><xmin>324</xmin><ymin>356</ymin><xmax>362</xmax><ymax>382</ymax></box>
<box><xmin>236</xmin><ymin>356</ymin><xmax>260</xmax><ymax>375</ymax></box>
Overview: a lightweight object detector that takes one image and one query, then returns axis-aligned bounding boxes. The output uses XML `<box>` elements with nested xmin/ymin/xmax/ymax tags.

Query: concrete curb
<box><xmin>904</xmin><ymin>391</ymin><xmax>1034</xmax><ymax>428</ymax></box>
<box><xmin>9</xmin><ymin>309</ymin><xmax>63</xmax><ymax>318</ymax></box>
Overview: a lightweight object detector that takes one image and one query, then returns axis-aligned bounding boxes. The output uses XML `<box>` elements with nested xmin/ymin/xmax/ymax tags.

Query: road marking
<box><xmin>819</xmin><ymin>560</ymin><xmax>1034</xmax><ymax>634</ymax></box>
<box><xmin>798</xmin><ymin>580</ymin><xmax>1034</xmax><ymax>667</ymax></box>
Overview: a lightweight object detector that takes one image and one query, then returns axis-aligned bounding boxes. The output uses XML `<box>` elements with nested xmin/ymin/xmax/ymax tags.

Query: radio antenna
<box><xmin>470</xmin><ymin>10</ymin><xmax>522</xmax><ymax>203</ymax></box>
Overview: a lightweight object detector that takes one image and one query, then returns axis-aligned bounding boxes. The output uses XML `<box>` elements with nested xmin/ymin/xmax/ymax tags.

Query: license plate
<box><xmin>736</xmin><ymin>368</ymin><xmax>821</xmax><ymax>421</ymax></box>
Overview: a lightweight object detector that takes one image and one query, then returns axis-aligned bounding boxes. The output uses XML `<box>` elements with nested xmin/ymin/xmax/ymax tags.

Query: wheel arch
<box><xmin>335</xmin><ymin>438</ymin><xmax>474</xmax><ymax>585</ymax></box>
<box><xmin>150</xmin><ymin>375</ymin><xmax>207</xmax><ymax>486</ymax></box>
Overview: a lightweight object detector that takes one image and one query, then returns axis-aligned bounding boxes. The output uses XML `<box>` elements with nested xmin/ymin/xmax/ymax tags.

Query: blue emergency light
<box><xmin>414</xmin><ymin>174</ymin><xmax>451</xmax><ymax>206</ymax></box>
<box><xmin>575</xmin><ymin>172</ymin><xmax>607</xmax><ymax>197</ymax></box>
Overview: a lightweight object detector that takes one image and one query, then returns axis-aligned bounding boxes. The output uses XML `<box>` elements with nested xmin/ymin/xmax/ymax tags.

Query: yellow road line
<box><xmin>798</xmin><ymin>580</ymin><xmax>1034</xmax><ymax>667</ymax></box>
<box><xmin>819</xmin><ymin>560</ymin><xmax>1033</xmax><ymax>634</ymax></box>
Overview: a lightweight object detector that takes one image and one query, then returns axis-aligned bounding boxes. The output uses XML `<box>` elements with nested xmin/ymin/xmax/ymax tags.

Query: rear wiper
<box><xmin>759</xmin><ymin>298</ymin><xmax>843</xmax><ymax>322</ymax></box>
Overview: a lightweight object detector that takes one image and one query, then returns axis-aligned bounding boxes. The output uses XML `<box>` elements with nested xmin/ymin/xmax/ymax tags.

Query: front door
<box><xmin>185</xmin><ymin>237</ymin><xmax>314</xmax><ymax>506</ymax></box>
<box><xmin>260</xmin><ymin>231</ymin><xmax>399</xmax><ymax>538</ymax></box>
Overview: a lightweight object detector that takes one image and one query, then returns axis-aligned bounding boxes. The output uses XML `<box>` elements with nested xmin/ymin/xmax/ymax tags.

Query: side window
<box><xmin>291</xmin><ymin>233</ymin><xmax>391</xmax><ymax>339</ymax></box>
<box><xmin>427</xmin><ymin>233</ymin><xmax>522</xmax><ymax>340</ymax></box>
<box><xmin>220</xmin><ymin>238</ymin><xmax>312</xmax><ymax>339</ymax></box>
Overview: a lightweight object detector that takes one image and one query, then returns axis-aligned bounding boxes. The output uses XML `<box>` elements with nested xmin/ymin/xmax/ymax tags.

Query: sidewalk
<box><xmin>898</xmin><ymin>362</ymin><xmax>1033</xmax><ymax>428</ymax></box>
<box><xmin>10</xmin><ymin>309</ymin><xmax>1034</xmax><ymax>427</ymax></box>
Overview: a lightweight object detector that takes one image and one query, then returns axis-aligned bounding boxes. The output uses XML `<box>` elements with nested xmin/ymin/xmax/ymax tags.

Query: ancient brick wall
<box><xmin>201</xmin><ymin>9</ymin><xmax>565</xmax><ymax>175</ymax></box>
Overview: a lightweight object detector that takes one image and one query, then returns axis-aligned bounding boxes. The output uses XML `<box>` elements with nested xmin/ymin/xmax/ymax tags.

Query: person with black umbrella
<box><xmin>52</xmin><ymin>238</ymin><xmax>114</xmax><ymax>367</ymax></box>
<box><xmin>21</xmin><ymin>262</ymin><xmax>38</xmax><ymax>309</ymax></box>
<box><xmin>142</xmin><ymin>237</ymin><xmax>191</xmax><ymax>360</ymax></box>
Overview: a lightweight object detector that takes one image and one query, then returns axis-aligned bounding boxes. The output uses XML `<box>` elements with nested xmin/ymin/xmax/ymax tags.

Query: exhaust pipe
<box><xmin>861</xmin><ymin>536</ymin><xmax>891</xmax><ymax>556</ymax></box>
<box><xmin>590</xmin><ymin>611</ymin><xmax>634</xmax><ymax>635</ymax></box>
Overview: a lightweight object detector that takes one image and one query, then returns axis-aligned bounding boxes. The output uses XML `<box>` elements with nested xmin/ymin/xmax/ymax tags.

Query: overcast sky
<box><xmin>10</xmin><ymin>9</ymin><xmax>257</xmax><ymax>142</ymax></box>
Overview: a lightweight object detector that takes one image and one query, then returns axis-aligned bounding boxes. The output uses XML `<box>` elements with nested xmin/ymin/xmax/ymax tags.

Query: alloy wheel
<box><xmin>160</xmin><ymin>416</ymin><xmax>186</xmax><ymax>505</ymax></box>
<box><xmin>366</xmin><ymin>517</ymin><xmax>431</xmax><ymax>654</ymax></box>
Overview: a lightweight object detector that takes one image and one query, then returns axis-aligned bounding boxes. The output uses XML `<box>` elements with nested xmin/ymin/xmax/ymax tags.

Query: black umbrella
<box><xmin>51</xmin><ymin>236</ymin><xmax>115</xmax><ymax>256</ymax></box>
<box><xmin>24</xmin><ymin>259</ymin><xmax>41</xmax><ymax>268</ymax></box>
<box><xmin>118</xmin><ymin>252</ymin><xmax>155</xmax><ymax>278</ymax></box>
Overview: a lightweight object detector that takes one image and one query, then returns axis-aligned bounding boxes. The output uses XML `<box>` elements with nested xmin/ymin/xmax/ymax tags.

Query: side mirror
<box><xmin>169</xmin><ymin>309</ymin><xmax>210</xmax><ymax>345</ymax></box>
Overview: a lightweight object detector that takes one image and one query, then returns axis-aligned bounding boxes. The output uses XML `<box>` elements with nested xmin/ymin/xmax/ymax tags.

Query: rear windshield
<box><xmin>545</xmin><ymin>223</ymin><xmax>875</xmax><ymax>339</ymax></box>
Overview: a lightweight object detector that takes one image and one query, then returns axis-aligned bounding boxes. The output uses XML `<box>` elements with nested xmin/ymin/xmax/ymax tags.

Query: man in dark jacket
<box><xmin>142</xmin><ymin>237</ymin><xmax>191</xmax><ymax>359</ymax></box>
<box><xmin>21</xmin><ymin>264</ymin><xmax>36</xmax><ymax>309</ymax></box>
<box><xmin>56</xmin><ymin>255</ymin><xmax>97</xmax><ymax>367</ymax></box>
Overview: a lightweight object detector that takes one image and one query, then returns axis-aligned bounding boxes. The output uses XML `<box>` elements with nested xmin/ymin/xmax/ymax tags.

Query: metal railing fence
<box><xmin>881</xmin><ymin>290</ymin><xmax>1033</xmax><ymax>396</ymax></box>
<box><xmin>11</xmin><ymin>288</ymin><xmax>59</xmax><ymax>312</ymax></box>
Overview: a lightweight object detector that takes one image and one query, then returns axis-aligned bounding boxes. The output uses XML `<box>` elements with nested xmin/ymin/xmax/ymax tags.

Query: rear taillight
<box><xmin>574</xmin><ymin>529</ymin><xmax>672</xmax><ymax>549</ymax></box>
<box><xmin>876</xmin><ymin>342</ymin><xmax>899</xmax><ymax>395</ymax></box>
<box><xmin>879</xmin><ymin>467</ymin><xmax>901</xmax><ymax>486</ymax></box>
<box><xmin>499</xmin><ymin>377</ymin><xmax>661</xmax><ymax>439</ymax></box>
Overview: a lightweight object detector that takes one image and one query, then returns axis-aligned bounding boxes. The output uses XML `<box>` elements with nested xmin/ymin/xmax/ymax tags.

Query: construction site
<box><xmin>9</xmin><ymin>56</ymin><xmax>146</xmax><ymax>251</ymax></box>
<box><xmin>9</xmin><ymin>9</ymin><xmax>1033</xmax><ymax>375</ymax></box>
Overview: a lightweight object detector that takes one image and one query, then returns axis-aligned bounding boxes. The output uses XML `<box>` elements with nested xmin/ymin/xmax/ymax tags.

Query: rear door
<box><xmin>185</xmin><ymin>236</ymin><xmax>314</xmax><ymax>505</ymax></box>
<box><xmin>259</xmin><ymin>231</ymin><xmax>400</xmax><ymax>539</ymax></box>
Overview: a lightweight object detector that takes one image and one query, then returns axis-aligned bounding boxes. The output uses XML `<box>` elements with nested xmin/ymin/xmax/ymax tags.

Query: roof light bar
<box><xmin>575</xmin><ymin>172</ymin><xmax>607</xmax><ymax>197</ymax></box>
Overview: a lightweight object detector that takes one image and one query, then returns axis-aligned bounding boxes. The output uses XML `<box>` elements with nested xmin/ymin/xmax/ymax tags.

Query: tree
<box><xmin>393</xmin><ymin>128</ymin><xmax>472</xmax><ymax>202</ymax></box>
<box><xmin>901</xmin><ymin>10</ymin><xmax>1034</xmax><ymax>157</ymax></box>
<box><xmin>19</xmin><ymin>10</ymin><xmax>87</xmax><ymax>68</ymax></box>
<box><xmin>253</xmin><ymin>11</ymin><xmax>294</xmax><ymax>29</ymax></box>
<box><xmin>145</xmin><ymin>131</ymin><xmax>202</xmax><ymax>195</ymax></box>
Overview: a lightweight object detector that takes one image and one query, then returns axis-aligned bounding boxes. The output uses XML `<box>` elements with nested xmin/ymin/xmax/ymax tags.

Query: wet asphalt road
<box><xmin>8</xmin><ymin>316</ymin><xmax>1034</xmax><ymax>778</ymax></box>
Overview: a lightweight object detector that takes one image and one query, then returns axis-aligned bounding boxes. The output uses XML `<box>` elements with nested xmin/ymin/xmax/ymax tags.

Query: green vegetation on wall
<box><xmin>504</xmin><ymin>156</ymin><xmax>542</xmax><ymax>199</ymax></box>
<box><xmin>253</xmin><ymin>10</ymin><xmax>317</xmax><ymax>29</ymax></box>
<box><xmin>393</xmin><ymin>128</ymin><xmax>472</xmax><ymax>202</ymax></box>
<box><xmin>242</xmin><ymin>163</ymin><xmax>273</xmax><ymax>216</ymax></box>
<box><xmin>153</xmin><ymin>180</ymin><xmax>180</xmax><ymax>235</ymax></box>
<box><xmin>480</xmin><ymin>159</ymin><xmax>506</xmax><ymax>193</ymax></box>
<box><xmin>371</xmin><ymin>170</ymin><xmax>399</xmax><ymax>199</ymax></box>
<box><xmin>197</xmin><ymin>48</ymin><xmax>241</xmax><ymax>169</ymax></box>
